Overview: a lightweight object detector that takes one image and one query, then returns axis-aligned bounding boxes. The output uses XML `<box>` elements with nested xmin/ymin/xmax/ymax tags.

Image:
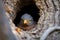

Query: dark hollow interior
<box><xmin>13</xmin><ymin>4</ymin><xmax>40</xmax><ymax>26</ymax></box>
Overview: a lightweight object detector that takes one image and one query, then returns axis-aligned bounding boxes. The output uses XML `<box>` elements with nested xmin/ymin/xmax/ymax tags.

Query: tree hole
<box><xmin>13</xmin><ymin>1</ymin><xmax>40</xmax><ymax>30</ymax></box>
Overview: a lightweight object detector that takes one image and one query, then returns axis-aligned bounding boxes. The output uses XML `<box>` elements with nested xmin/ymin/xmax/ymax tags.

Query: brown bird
<box><xmin>18</xmin><ymin>13</ymin><xmax>36</xmax><ymax>31</ymax></box>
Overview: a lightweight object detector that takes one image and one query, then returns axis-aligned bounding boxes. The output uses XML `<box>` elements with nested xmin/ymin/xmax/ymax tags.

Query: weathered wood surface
<box><xmin>0</xmin><ymin>0</ymin><xmax>18</xmax><ymax>40</ymax></box>
<box><xmin>0</xmin><ymin>0</ymin><xmax>60</xmax><ymax>40</ymax></box>
<box><xmin>36</xmin><ymin>0</ymin><xmax>60</xmax><ymax>40</ymax></box>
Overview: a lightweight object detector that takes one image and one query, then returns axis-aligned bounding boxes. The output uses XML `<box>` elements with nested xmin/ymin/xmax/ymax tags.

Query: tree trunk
<box><xmin>0</xmin><ymin>0</ymin><xmax>18</xmax><ymax>40</ymax></box>
<box><xmin>0</xmin><ymin>0</ymin><xmax>60</xmax><ymax>40</ymax></box>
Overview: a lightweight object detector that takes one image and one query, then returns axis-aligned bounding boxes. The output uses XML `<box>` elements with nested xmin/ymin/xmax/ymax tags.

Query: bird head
<box><xmin>20</xmin><ymin>13</ymin><xmax>34</xmax><ymax>26</ymax></box>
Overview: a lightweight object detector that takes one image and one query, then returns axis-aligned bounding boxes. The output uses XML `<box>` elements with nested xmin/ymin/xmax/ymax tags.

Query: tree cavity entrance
<box><xmin>13</xmin><ymin>1</ymin><xmax>40</xmax><ymax>31</ymax></box>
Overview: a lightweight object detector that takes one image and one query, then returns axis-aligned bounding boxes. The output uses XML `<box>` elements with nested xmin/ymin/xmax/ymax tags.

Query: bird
<box><xmin>17</xmin><ymin>13</ymin><xmax>36</xmax><ymax>31</ymax></box>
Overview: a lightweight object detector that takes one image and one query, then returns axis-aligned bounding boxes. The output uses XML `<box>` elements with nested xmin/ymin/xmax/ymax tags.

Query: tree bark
<box><xmin>0</xmin><ymin>0</ymin><xmax>17</xmax><ymax>40</ymax></box>
<box><xmin>1</xmin><ymin>0</ymin><xmax>60</xmax><ymax>40</ymax></box>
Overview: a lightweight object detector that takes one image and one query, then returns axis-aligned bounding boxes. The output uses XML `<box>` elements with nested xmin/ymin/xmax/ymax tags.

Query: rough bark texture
<box><xmin>1</xmin><ymin>0</ymin><xmax>60</xmax><ymax>40</ymax></box>
<box><xmin>0</xmin><ymin>0</ymin><xmax>18</xmax><ymax>40</ymax></box>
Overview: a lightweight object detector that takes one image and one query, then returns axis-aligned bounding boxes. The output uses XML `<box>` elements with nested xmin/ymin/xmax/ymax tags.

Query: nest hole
<box><xmin>13</xmin><ymin>0</ymin><xmax>40</xmax><ymax>30</ymax></box>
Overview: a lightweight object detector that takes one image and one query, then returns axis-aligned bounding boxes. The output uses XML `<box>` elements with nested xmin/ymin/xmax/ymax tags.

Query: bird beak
<box><xmin>24</xmin><ymin>20</ymin><xmax>28</xmax><ymax>24</ymax></box>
